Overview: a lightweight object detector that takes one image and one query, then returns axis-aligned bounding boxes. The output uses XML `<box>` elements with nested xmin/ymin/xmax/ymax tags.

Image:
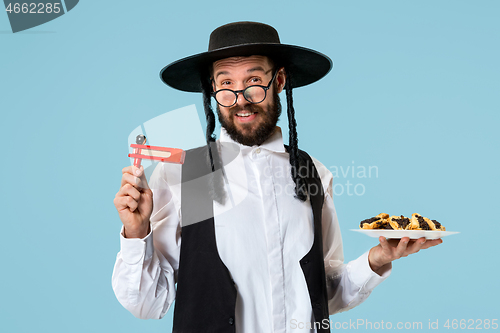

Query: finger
<box><xmin>114</xmin><ymin>195</ymin><xmax>139</xmax><ymax>212</ymax></box>
<box><xmin>121</xmin><ymin>172</ymin><xmax>142</xmax><ymax>189</ymax></box>
<box><xmin>137</xmin><ymin>165</ymin><xmax>151</xmax><ymax>190</ymax></box>
<box><xmin>123</xmin><ymin>165</ymin><xmax>150</xmax><ymax>190</ymax></box>
<box><xmin>117</xmin><ymin>183</ymin><xmax>141</xmax><ymax>202</ymax></box>
<box><xmin>122</xmin><ymin>165</ymin><xmax>133</xmax><ymax>175</ymax></box>
<box><xmin>395</xmin><ymin>237</ymin><xmax>410</xmax><ymax>257</ymax></box>
<box><xmin>421</xmin><ymin>238</ymin><xmax>443</xmax><ymax>249</ymax></box>
<box><xmin>408</xmin><ymin>237</ymin><xmax>426</xmax><ymax>254</ymax></box>
<box><xmin>121</xmin><ymin>165</ymin><xmax>142</xmax><ymax>177</ymax></box>
<box><xmin>125</xmin><ymin>196</ymin><xmax>139</xmax><ymax>212</ymax></box>
<box><xmin>378</xmin><ymin>236</ymin><xmax>391</xmax><ymax>251</ymax></box>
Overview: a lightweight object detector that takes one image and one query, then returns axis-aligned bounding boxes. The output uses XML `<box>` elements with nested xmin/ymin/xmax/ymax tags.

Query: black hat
<box><xmin>159</xmin><ymin>21</ymin><xmax>333</xmax><ymax>92</ymax></box>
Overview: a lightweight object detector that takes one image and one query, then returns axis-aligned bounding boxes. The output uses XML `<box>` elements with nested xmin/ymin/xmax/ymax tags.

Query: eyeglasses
<box><xmin>211</xmin><ymin>69</ymin><xmax>279</xmax><ymax>107</ymax></box>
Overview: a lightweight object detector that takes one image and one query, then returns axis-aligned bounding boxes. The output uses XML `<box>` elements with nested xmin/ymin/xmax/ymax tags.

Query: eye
<box><xmin>220</xmin><ymin>80</ymin><xmax>231</xmax><ymax>86</ymax></box>
<box><xmin>248</xmin><ymin>77</ymin><xmax>262</xmax><ymax>84</ymax></box>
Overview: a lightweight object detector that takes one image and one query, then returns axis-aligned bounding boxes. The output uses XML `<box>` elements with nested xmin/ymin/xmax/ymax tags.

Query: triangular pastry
<box><xmin>389</xmin><ymin>215</ymin><xmax>411</xmax><ymax>230</ymax></box>
<box><xmin>360</xmin><ymin>213</ymin><xmax>391</xmax><ymax>229</ymax></box>
<box><xmin>409</xmin><ymin>213</ymin><xmax>433</xmax><ymax>230</ymax></box>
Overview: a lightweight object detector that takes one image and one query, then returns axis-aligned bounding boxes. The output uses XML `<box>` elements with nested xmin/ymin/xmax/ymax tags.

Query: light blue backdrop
<box><xmin>1</xmin><ymin>1</ymin><xmax>499</xmax><ymax>332</ymax></box>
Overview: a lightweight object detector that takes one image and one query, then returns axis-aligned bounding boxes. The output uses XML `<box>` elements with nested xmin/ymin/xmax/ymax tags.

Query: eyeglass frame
<box><xmin>210</xmin><ymin>68</ymin><xmax>279</xmax><ymax>107</ymax></box>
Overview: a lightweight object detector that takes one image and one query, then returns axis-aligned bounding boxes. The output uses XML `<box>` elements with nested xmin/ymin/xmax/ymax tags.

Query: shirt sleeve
<box><xmin>111</xmin><ymin>162</ymin><xmax>182</xmax><ymax>319</ymax></box>
<box><xmin>311</xmin><ymin>157</ymin><xmax>392</xmax><ymax>315</ymax></box>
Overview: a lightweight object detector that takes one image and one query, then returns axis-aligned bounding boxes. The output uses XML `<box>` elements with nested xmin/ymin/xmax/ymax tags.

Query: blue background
<box><xmin>1</xmin><ymin>1</ymin><xmax>499</xmax><ymax>332</ymax></box>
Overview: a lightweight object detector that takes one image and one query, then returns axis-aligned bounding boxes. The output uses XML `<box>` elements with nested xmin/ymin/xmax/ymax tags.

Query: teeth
<box><xmin>236</xmin><ymin>112</ymin><xmax>255</xmax><ymax>117</ymax></box>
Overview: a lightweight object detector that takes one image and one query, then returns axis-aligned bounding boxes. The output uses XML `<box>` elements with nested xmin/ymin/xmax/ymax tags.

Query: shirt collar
<box><xmin>219</xmin><ymin>126</ymin><xmax>286</xmax><ymax>153</ymax></box>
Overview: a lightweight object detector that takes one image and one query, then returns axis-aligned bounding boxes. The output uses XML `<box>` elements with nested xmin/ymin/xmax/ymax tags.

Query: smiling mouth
<box><xmin>235</xmin><ymin>111</ymin><xmax>257</xmax><ymax>118</ymax></box>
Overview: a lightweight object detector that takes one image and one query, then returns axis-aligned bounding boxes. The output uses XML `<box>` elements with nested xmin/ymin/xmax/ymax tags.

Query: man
<box><xmin>112</xmin><ymin>22</ymin><xmax>442</xmax><ymax>332</ymax></box>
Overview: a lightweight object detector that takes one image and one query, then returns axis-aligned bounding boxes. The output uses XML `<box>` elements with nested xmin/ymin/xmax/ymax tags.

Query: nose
<box><xmin>234</xmin><ymin>88</ymin><xmax>250</xmax><ymax>106</ymax></box>
<box><xmin>235</xmin><ymin>93</ymin><xmax>246</xmax><ymax>105</ymax></box>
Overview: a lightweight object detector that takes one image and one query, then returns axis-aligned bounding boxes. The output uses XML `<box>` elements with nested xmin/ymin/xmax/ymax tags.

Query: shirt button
<box><xmin>228</xmin><ymin>317</ymin><xmax>234</xmax><ymax>325</ymax></box>
<box><xmin>255</xmin><ymin>148</ymin><xmax>261</xmax><ymax>154</ymax></box>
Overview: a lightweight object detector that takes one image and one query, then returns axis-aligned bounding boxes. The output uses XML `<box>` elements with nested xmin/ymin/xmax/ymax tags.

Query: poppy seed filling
<box><xmin>416</xmin><ymin>215</ymin><xmax>431</xmax><ymax>230</ymax></box>
<box><xmin>395</xmin><ymin>215</ymin><xmax>410</xmax><ymax>229</ymax></box>
<box><xmin>432</xmin><ymin>219</ymin><xmax>441</xmax><ymax>228</ymax></box>
<box><xmin>360</xmin><ymin>216</ymin><xmax>381</xmax><ymax>228</ymax></box>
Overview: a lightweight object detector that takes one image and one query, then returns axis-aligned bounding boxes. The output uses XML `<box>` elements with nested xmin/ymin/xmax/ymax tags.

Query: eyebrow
<box><xmin>214</xmin><ymin>66</ymin><xmax>271</xmax><ymax>80</ymax></box>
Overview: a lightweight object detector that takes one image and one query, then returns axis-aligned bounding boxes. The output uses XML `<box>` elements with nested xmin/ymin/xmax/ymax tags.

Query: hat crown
<box><xmin>208</xmin><ymin>21</ymin><xmax>281</xmax><ymax>51</ymax></box>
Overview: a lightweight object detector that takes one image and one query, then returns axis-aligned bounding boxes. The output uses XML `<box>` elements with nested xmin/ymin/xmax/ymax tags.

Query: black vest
<box><xmin>172</xmin><ymin>144</ymin><xmax>330</xmax><ymax>333</ymax></box>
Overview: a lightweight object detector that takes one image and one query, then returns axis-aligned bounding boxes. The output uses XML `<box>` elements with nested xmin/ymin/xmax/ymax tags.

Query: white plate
<box><xmin>350</xmin><ymin>229</ymin><xmax>460</xmax><ymax>240</ymax></box>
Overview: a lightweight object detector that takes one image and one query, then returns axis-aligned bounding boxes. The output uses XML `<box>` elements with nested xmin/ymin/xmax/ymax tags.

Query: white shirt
<box><xmin>112</xmin><ymin>126</ymin><xmax>391</xmax><ymax>332</ymax></box>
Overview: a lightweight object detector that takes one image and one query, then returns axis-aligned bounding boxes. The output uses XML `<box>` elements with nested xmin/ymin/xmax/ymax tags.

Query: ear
<box><xmin>276</xmin><ymin>67</ymin><xmax>286</xmax><ymax>93</ymax></box>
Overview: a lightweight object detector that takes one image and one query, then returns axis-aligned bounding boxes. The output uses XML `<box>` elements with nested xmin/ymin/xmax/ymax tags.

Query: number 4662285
<box><xmin>5</xmin><ymin>3</ymin><xmax>62</xmax><ymax>14</ymax></box>
<box><xmin>444</xmin><ymin>319</ymin><xmax>498</xmax><ymax>330</ymax></box>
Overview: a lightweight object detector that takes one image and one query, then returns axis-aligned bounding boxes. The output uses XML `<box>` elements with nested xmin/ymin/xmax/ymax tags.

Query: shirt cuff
<box><xmin>119</xmin><ymin>224</ymin><xmax>154</xmax><ymax>264</ymax></box>
<box><xmin>347</xmin><ymin>250</ymin><xmax>392</xmax><ymax>291</ymax></box>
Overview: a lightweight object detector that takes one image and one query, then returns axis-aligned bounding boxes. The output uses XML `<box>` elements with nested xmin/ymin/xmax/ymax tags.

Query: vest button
<box><xmin>229</xmin><ymin>317</ymin><xmax>234</xmax><ymax>325</ymax></box>
<box><xmin>303</xmin><ymin>259</ymin><xmax>310</xmax><ymax>264</ymax></box>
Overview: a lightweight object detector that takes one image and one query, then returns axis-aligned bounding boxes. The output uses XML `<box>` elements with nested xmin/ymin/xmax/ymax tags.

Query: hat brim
<box><xmin>159</xmin><ymin>43</ymin><xmax>333</xmax><ymax>92</ymax></box>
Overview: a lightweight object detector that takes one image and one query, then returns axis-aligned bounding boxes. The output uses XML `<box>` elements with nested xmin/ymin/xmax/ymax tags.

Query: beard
<box><xmin>217</xmin><ymin>88</ymin><xmax>282</xmax><ymax>147</ymax></box>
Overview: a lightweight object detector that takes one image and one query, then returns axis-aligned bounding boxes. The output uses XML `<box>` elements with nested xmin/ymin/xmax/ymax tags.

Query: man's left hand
<box><xmin>368</xmin><ymin>236</ymin><xmax>443</xmax><ymax>273</ymax></box>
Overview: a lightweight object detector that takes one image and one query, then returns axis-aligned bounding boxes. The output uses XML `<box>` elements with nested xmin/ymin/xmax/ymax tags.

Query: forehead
<box><xmin>212</xmin><ymin>55</ymin><xmax>272</xmax><ymax>76</ymax></box>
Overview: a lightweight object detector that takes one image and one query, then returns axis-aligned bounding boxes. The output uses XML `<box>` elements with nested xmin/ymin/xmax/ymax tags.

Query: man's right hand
<box><xmin>113</xmin><ymin>165</ymin><xmax>153</xmax><ymax>239</ymax></box>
